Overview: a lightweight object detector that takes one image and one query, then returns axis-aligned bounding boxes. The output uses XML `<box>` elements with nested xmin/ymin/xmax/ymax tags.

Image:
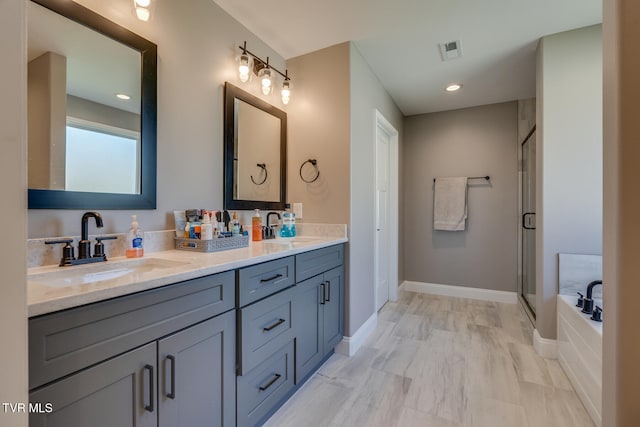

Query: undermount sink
<box><xmin>28</xmin><ymin>258</ymin><xmax>190</xmax><ymax>287</ymax></box>
<box><xmin>261</xmin><ymin>236</ymin><xmax>323</xmax><ymax>246</ymax></box>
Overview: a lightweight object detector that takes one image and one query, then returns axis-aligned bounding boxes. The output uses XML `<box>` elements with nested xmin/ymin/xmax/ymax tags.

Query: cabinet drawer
<box><xmin>238</xmin><ymin>287</ymin><xmax>294</xmax><ymax>375</ymax></box>
<box><xmin>238</xmin><ymin>257</ymin><xmax>294</xmax><ymax>307</ymax></box>
<box><xmin>295</xmin><ymin>244</ymin><xmax>343</xmax><ymax>282</ymax></box>
<box><xmin>236</xmin><ymin>341</ymin><xmax>294</xmax><ymax>427</ymax></box>
<box><xmin>29</xmin><ymin>270</ymin><xmax>235</xmax><ymax>390</ymax></box>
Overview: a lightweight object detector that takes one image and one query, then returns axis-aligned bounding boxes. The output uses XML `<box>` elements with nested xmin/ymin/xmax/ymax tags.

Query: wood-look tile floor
<box><xmin>264</xmin><ymin>290</ymin><xmax>594</xmax><ymax>427</ymax></box>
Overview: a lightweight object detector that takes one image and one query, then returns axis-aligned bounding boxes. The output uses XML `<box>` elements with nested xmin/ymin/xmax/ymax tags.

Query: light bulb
<box><xmin>259</xmin><ymin>68</ymin><xmax>272</xmax><ymax>95</ymax></box>
<box><xmin>135</xmin><ymin>6</ymin><xmax>150</xmax><ymax>21</ymax></box>
<box><xmin>445</xmin><ymin>83</ymin><xmax>462</xmax><ymax>92</ymax></box>
<box><xmin>135</xmin><ymin>0</ymin><xmax>151</xmax><ymax>7</ymax></box>
<box><xmin>238</xmin><ymin>54</ymin><xmax>250</xmax><ymax>83</ymax></box>
<box><xmin>281</xmin><ymin>81</ymin><xmax>290</xmax><ymax>105</ymax></box>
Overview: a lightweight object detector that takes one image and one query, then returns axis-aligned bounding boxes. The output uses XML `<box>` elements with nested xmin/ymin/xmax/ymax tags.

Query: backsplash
<box><xmin>558</xmin><ymin>253</ymin><xmax>602</xmax><ymax>299</ymax></box>
<box><xmin>27</xmin><ymin>223</ymin><xmax>347</xmax><ymax>269</ymax></box>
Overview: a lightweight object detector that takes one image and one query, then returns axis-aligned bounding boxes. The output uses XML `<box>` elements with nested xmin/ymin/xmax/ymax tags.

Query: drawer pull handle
<box><xmin>320</xmin><ymin>282</ymin><xmax>326</xmax><ymax>305</ymax></box>
<box><xmin>166</xmin><ymin>355</ymin><xmax>176</xmax><ymax>399</ymax></box>
<box><xmin>260</xmin><ymin>273</ymin><xmax>283</xmax><ymax>283</ymax></box>
<box><xmin>263</xmin><ymin>318</ymin><xmax>286</xmax><ymax>332</ymax></box>
<box><xmin>144</xmin><ymin>364</ymin><xmax>154</xmax><ymax>412</ymax></box>
<box><xmin>258</xmin><ymin>373</ymin><xmax>281</xmax><ymax>391</ymax></box>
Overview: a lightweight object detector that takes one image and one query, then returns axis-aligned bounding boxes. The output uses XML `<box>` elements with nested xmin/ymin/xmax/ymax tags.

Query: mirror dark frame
<box><xmin>224</xmin><ymin>82</ymin><xmax>287</xmax><ymax>211</ymax></box>
<box><xmin>28</xmin><ymin>0</ymin><xmax>157</xmax><ymax>209</ymax></box>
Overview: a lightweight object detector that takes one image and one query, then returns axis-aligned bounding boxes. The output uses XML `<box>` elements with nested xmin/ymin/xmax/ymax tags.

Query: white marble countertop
<box><xmin>28</xmin><ymin>236</ymin><xmax>347</xmax><ymax>317</ymax></box>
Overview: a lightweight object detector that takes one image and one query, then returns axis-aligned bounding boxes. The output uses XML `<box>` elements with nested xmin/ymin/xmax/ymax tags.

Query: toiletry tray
<box><xmin>174</xmin><ymin>235</ymin><xmax>249</xmax><ymax>253</ymax></box>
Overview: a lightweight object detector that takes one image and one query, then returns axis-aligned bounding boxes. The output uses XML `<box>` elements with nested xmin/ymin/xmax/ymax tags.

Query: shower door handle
<box><xmin>522</xmin><ymin>213</ymin><xmax>536</xmax><ymax>230</ymax></box>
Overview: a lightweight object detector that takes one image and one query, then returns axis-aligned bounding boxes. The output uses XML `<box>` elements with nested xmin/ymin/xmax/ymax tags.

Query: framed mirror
<box><xmin>224</xmin><ymin>82</ymin><xmax>287</xmax><ymax>211</ymax></box>
<box><xmin>27</xmin><ymin>0</ymin><xmax>157</xmax><ymax>209</ymax></box>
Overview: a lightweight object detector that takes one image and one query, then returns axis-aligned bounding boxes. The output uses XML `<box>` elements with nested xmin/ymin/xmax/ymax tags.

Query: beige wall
<box><xmin>285</xmin><ymin>43</ymin><xmax>350</xmax><ymax>224</ymax></box>
<box><xmin>0</xmin><ymin>0</ymin><xmax>28</xmax><ymax>425</ymax></box>
<box><xmin>403</xmin><ymin>102</ymin><xmax>518</xmax><ymax>292</ymax></box>
<box><xmin>536</xmin><ymin>25</ymin><xmax>603</xmax><ymax>340</ymax></box>
<box><xmin>28</xmin><ymin>52</ymin><xmax>66</xmax><ymax>190</ymax></box>
<box><xmin>603</xmin><ymin>0</ymin><xmax>640</xmax><ymax>424</ymax></box>
<box><xmin>67</xmin><ymin>95</ymin><xmax>140</xmax><ymax>132</ymax></box>
<box><xmin>28</xmin><ymin>0</ymin><xmax>287</xmax><ymax>238</ymax></box>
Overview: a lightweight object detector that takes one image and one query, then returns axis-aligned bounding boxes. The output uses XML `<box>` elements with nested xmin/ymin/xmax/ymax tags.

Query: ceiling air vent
<box><xmin>439</xmin><ymin>40</ymin><xmax>463</xmax><ymax>61</ymax></box>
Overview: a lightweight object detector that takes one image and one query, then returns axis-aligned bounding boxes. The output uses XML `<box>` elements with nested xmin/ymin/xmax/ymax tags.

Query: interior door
<box><xmin>375</xmin><ymin>122</ymin><xmax>390</xmax><ymax>311</ymax></box>
<box><xmin>521</xmin><ymin>126</ymin><xmax>536</xmax><ymax>317</ymax></box>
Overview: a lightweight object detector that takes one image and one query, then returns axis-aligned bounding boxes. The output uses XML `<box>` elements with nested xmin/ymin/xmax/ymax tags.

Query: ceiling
<box><xmin>212</xmin><ymin>0</ymin><xmax>602</xmax><ymax>116</ymax></box>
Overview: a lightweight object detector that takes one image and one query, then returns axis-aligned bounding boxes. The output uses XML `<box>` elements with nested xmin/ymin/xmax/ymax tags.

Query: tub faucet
<box><xmin>582</xmin><ymin>280</ymin><xmax>603</xmax><ymax>315</ymax></box>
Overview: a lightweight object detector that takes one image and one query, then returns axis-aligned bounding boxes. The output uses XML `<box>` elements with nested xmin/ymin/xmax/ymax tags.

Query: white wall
<box><xmin>0</xmin><ymin>0</ymin><xmax>28</xmax><ymax>425</ymax></box>
<box><xmin>28</xmin><ymin>0</ymin><xmax>287</xmax><ymax>238</ymax></box>
<box><xmin>403</xmin><ymin>102</ymin><xmax>518</xmax><ymax>292</ymax></box>
<box><xmin>603</xmin><ymin>1</ymin><xmax>640</xmax><ymax>424</ymax></box>
<box><xmin>349</xmin><ymin>44</ymin><xmax>403</xmax><ymax>335</ymax></box>
<box><xmin>536</xmin><ymin>25</ymin><xmax>603</xmax><ymax>339</ymax></box>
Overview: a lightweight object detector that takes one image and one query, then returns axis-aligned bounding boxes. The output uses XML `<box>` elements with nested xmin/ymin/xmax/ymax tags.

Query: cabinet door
<box><xmin>322</xmin><ymin>266</ymin><xmax>344</xmax><ymax>354</ymax></box>
<box><xmin>158</xmin><ymin>311</ymin><xmax>236</xmax><ymax>427</ymax></box>
<box><xmin>293</xmin><ymin>275</ymin><xmax>324</xmax><ymax>383</ymax></box>
<box><xmin>29</xmin><ymin>342</ymin><xmax>157</xmax><ymax>427</ymax></box>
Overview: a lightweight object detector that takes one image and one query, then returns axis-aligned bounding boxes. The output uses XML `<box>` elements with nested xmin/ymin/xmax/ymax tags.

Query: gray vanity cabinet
<box><xmin>29</xmin><ymin>342</ymin><xmax>157</xmax><ymax>427</ymax></box>
<box><xmin>29</xmin><ymin>271</ymin><xmax>236</xmax><ymax>427</ymax></box>
<box><xmin>294</xmin><ymin>265</ymin><xmax>344</xmax><ymax>383</ymax></box>
<box><xmin>158</xmin><ymin>310</ymin><xmax>236</xmax><ymax>427</ymax></box>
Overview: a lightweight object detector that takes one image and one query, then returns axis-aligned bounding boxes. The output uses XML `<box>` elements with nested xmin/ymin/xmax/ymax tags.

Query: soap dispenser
<box><xmin>252</xmin><ymin>209</ymin><xmax>263</xmax><ymax>241</ymax></box>
<box><xmin>126</xmin><ymin>215</ymin><xmax>144</xmax><ymax>258</ymax></box>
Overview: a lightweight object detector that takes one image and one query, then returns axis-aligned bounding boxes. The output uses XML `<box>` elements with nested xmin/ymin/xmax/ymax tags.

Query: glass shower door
<box><xmin>521</xmin><ymin>126</ymin><xmax>536</xmax><ymax>317</ymax></box>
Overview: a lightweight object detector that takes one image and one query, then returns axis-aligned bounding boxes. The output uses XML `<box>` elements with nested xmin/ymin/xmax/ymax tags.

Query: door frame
<box><xmin>374</xmin><ymin>109</ymin><xmax>399</xmax><ymax>310</ymax></box>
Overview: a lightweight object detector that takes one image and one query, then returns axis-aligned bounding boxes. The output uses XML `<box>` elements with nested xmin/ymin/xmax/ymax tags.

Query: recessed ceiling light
<box><xmin>116</xmin><ymin>93</ymin><xmax>131</xmax><ymax>100</ymax></box>
<box><xmin>445</xmin><ymin>84</ymin><xmax>462</xmax><ymax>92</ymax></box>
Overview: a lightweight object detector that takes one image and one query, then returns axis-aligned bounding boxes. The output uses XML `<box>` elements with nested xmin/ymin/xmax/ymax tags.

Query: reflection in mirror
<box><xmin>224</xmin><ymin>82</ymin><xmax>286</xmax><ymax>211</ymax></box>
<box><xmin>234</xmin><ymin>99</ymin><xmax>281</xmax><ymax>202</ymax></box>
<box><xmin>27</xmin><ymin>0</ymin><xmax>157</xmax><ymax>209</ymax></box>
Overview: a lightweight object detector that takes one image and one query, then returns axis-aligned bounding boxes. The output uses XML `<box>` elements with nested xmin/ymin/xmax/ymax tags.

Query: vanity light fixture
<box><xmin>133</xmin><ymin>0</ymin><xmax>152</xmax><ymax>22</ymax></box>
<box><xmin>445</xmin><ymin>83</ymin><xmax>463</xmax><ymax>92</ymax></box>
<box><xmin>116</xmin><ymin>93</ymin><xmax>131</xmax><ymax>100</ymax></box>
<box><xmin>237</xmin><ymin>41</ymin><xmax>292</xmax><ymax>105</ymax></box>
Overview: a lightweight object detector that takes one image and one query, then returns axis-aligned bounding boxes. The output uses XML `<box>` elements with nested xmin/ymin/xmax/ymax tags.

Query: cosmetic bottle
<box><xmin>279</xmin><ymin>204</ymin><xmax>296</xmax><ymax>238</ymax></box>
<box><xmin>201</xmin><ymin>211</ymin><xmax>213</xmax><ymax>240</ymax></box>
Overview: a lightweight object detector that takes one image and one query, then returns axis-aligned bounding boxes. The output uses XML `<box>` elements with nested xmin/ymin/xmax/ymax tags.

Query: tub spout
<box><xmin>586</xmin><ymin>280</ymin><xmax>603</xmax><ymax>300</ymax></box>
<box><xmin>582</xmin><ymin>280</ymin><xmax>602</xmax><ymax>315</ymax></box>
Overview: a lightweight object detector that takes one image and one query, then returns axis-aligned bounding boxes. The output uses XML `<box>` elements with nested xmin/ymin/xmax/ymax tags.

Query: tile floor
<box><xmin>264</xmin><ymin>290</ymin><xmax>594</xmax><ymax>427</ymax></box>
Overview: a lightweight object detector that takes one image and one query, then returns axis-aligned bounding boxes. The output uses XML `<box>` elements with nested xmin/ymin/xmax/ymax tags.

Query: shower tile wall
<box><xmin>558</xmin><ymin>253</ymin><xmax>602</xmax><ymax>299</ymax></box>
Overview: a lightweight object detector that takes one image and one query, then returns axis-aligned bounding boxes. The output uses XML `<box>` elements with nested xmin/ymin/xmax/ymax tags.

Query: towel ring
<box><xmin>250</xmin><ymin>163</ymin><xmax>268</xmax><ymax>185</ymax></box>
<box><xmin>299</xmin><ymin>159</ymin><xmax>320</xmax><ymax>183</ymax></box>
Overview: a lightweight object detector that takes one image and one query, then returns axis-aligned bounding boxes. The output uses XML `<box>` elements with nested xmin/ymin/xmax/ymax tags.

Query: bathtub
<box><xmin>557</xmin><ymin>294</ymin><xmax>602</xmax><ymax>427</ymax></box>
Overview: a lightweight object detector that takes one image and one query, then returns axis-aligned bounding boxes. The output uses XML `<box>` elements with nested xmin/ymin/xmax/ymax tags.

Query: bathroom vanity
<box><xmin>27</xmin><ymin>238</ymin><xmax>345</xmax><ymax>427</ymax></box>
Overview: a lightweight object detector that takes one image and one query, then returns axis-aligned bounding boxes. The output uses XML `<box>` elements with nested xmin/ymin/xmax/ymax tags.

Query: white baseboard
<box><xmin>401</xmin><ymin>281</ymin><xmax>518</xmax><ymax>304</ymax></box>
<box><xmin>533</xmin><ymin>328</ymin><xmax>557</xmax><ymax>359</ymax></box>
<box><xmin>334</xmin><ymin>312</ymin><xmax>377</xmax><ymax>357</ymax></box>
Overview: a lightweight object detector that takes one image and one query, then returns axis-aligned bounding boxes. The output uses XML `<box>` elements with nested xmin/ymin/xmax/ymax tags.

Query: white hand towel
<box><xmin>433</xmin><ymin>177</ymin><xmax>468</xmax><ymax>231</ymax></box>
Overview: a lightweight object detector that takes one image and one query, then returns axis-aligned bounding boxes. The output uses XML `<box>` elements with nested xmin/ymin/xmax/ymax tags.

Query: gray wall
<box><xmin>0</xmin><ymin>0</ymin><xmax>28</xmax><ymax>425</ymax></box>
<box><xmin>403</xmin><ymin>102</ymin><xmax>518</xmax><ymax>292</ymax></box>
<box><xmin>349</xmin><ymin>44</ymin><xmax>404</xmax><ymax>335</ymax></box>
<box><xmin>28</xmin><ymin>0</ymin><xmax>287</xmax><ymax>238</ymax></box>
<box><xmin>536</xmin><ymin>25</ymin><xmax>602</xmax><ymax>340</ymax></box>
<box><xmin>603</xmin><ymin>1</ymin><xmax>640</xmax><ymax>424</ymax></box>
